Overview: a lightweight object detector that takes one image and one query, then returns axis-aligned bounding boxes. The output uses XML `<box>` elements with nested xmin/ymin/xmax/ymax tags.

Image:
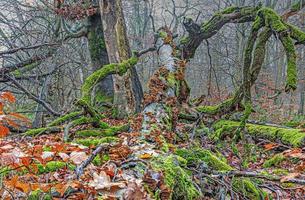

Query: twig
<box><xmin>75</xmin><ymin>143</ymin><xmax>110</xmax><ymax>179</ymax></box>
<box><xmin>6</xmin><ymin>75</ymin><xmax>61</xmax><ymax>116</ymax></box>
<box><xmin>0</xmin><ymin>43</ymin><xmax>59</xmax><ymax>56</ymax></box>
<box><xmin>135</xmin><ymin>47</ymin><xmax>156</xmax><ymax>57</ymax></box>
<box><xmin>203</xmin><ymin>169</ymin><xmax>305</xmax><ymax>185</ymax></box>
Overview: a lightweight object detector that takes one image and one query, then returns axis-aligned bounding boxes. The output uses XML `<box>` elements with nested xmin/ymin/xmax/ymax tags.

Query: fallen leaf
<box><xmin>58</xmin><ymin>152</ymin><xmax>69</xmax><ymax>161</ymax></box>
<box><xmin>70</xmin><ymin>151</ymin><xmax>88</xmax><ymax>165</ymax></box>
<box><xmin>139</xmin><ymin>153</ymin><xmax>153</xmax><ymax>159</ymax></box>
<box><xmin>41</xmin><ymin>151</ymin><xmax>55</xmax><ymax>160</ymax></box>
<box><xmin>89</xmin><ymin>171</ymin><xmax>126</xmax><ymax>190</ymax></box>
<box><xmin>264</xmin><ymin>143</ymin><xmax>279</xmax><ymax>151</ymax></box>
<box><xmin>123</xmin><ymin>182</ymin><xmax>147</xmax><ymax>200</ymax></box>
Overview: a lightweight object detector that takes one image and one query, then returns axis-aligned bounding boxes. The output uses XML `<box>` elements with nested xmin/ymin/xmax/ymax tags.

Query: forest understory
<box><xmin>0</xmin><ymin>0</ymin><xmax>305</xmax><ymax>200</ymax></box>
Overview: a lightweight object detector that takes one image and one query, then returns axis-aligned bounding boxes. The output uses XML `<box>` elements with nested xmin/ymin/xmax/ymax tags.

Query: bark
<box><xmin>99</xmin><ymin>0</ymin><xmax>143</xmax><ymax>117</ymax></box>
<box><xmin>87</xmin><ymin>13</ymin><xmax>114</xmax><ymax>101</ymax></box>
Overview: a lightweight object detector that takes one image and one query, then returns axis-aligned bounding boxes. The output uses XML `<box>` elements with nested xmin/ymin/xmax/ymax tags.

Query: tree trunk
<box><xmin>87</xmin><ymin>13</ymin><xmax>114</xmax><ymax>103</ymax></box>
<box><xmin>99</xmin><ymin>0</ymin><xmax>143</xmax><ymax>117</ymax></box>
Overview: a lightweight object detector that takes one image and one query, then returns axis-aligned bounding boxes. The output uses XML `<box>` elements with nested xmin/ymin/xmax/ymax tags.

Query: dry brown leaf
<box><xmin>70</xmin><ymin>151</ymin><xmax>88</xmax><ymax>165</ymax></box>
<box><xmin>88</xmin><ymin>171</ymin><xmax>126</xmax><ymax>190</ymax></box>
<box><xmin>139</xmin><ymin>153</ymin><xmax>153</xmax><ymax>159</ymax></box>
<box><xmin>58</xmin><ymin>152</ymin><xmax>69</xmax><ymax>161</ymax></box>
<box><xmin>264</xmin><ymin>143</ymin><xmax>279</xmax><ymax>151</ymax></box>
<box><xmin>123</xmin><ymin>182</ymin><xmax>147</xmax><ymax>200</ymax></box>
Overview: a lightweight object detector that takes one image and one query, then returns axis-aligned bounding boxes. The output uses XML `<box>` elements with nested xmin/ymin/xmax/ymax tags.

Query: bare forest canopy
<box><xmin>0</xmin><ymin>0</ymin><xmax>305</xmax><ymax>199</ymax></box>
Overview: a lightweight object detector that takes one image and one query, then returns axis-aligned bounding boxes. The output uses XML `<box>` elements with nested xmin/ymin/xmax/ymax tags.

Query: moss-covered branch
<box><xmin>213</xmin><ymin>120</ymin><xmax>305</xmax><ymax>147</ymax></box>
<box><xmin>47</xmin><ymin>111</ymin><xmax>83</xmax><ymax>127</ymax></box>
<box><xmin>81</xmin><ymin>56</ymin><xmax>138</xmax><ymax>105</ymax></box>
<box><xmin>182</xmin><ymin>5</ymin><xmax>260</xmax><ymax>59</ymax></box>
<box><xmin>25</xmin><ymin>126</ymin><xmax>61</xmax><ymax>136</ymax></box>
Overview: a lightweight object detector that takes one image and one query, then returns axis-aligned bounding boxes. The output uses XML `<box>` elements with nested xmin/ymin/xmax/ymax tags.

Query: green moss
<box><xmin>75</xmin><ymin>124</ymin><xmax>128</xmax><ymax>138</ymax></box>
<box><xmin>92</xmin><ymin>154</ymin><xmax>110</xmax><ymax>166</ymax></box>
<box><xmin>213</xmin><ymin>120</ymin><xmax>305</xmax><ymax>147</ymax></box>
<box><xmin>179</xmin><ymin>36</ymin><xmax>190</xmax><ymax>45</ymax></box>
<box><xmin>281</xmin><ymin>182</ymin><xmax>296</xmax><ymax>188</ymax></box>
<box><xmin>272</xmin><ymin>168</ymin><xmax>289</xmax><ymax>175</ymax></box>
<box><xmin>81</xmin><ymin>56</ymin><xmax>138</xmax><ymax>104</ymax></box>
<box><xmin>196</xmin><ymin>97</ymin><xmax>239</xmax><ymax>115</ymax></box>
<box><xmin>94</xmin><ymin>91</ymin><xmax>113</xmax><ymax>107</ymax></box>
<box><xmin>47</xmin><ymin>111</ymin><xmax>82</xmax><ymax>127</ymax></box>
<box><xmin>287</xmin><ymin>24</ymin><xmax>305</xmax><ymax>44</ymax></box>
<box><xmin>12</xmin><ymin>62</ymin><xmax>40</xmax><ymax>77</ymax></box>
<box><xmin>0</xmin><ymin>166</ymin><xmax>11</xmax><ymax>177</ymax></box>
<box><xmin>69</xmin><ymin>117</ymin><xmax>109</xmax><ymax>129</ymax></box>
<box><xmin>291</xmin><ymin>1</ymin><xmax>305</xmax><ymax>12</ymax></box>
<box><xmin>36</xmin><ymin>161</ymin><xmax>75</xmax><ymax>174</ymax></box>
<box><xmin>73</xmin><ymin>137</ymin><xmax>118</xmax><ymax>147</ymax></box>
<box><xmin>28</xmin><ymin>189</ymin><xmax>52</xmax><ymax>200</ymax></box>
<box><xmin>151</xmin><ymin>155</ymin><xmax>200</xmax><ymax>200</ymax></box>
<box><xmin>25</xmin><ymin>127</ymin><xmax>61</xmax><ymax>136</ymax></box>
<box><xmin>221</xmin><ymin>6</ymin><xmax>238</xmax><ymax>14</ymax></box>
<box><xmin>159</xmin><ymin>31</ymin><xmax>167</xmax><ymax>39</ymax></box>
<box><xmin>252</xmin><ymin>15</ymin><xmax>263</xmax><ymax>31</ymax></box>
<box><xmin>175</xmin><ymin>148</ymin><xmax>233</xmax><ymax>171</ymax></box>
<box><xmin>263</xmin><ymin>154</ymin><xmax>285</xmax><ymax>168</ymax></box>
<box><xmin>88</xmin><ymin>30</ymin><xmax>106</xmax><ymax>62</ymax></box>
<box><xmin>258</xmin><ymin>8</ymin><xmax>287</xmax><ymax>32</ymax></box>
<box><xmin>280</xmin><ymin>35</ymin><xmax>297</xmax><ymax>91</ymax></box>
<box><xmin>43</xmin><ymin>145</ymin><xmax>52</xmax><ymax>151</ymax></box>
<box><xmin>93</xmin><ymin>154</ymin><xmax>102</xmax><ymax>166</ymax></box>
<box><xmin>232</xmin><ymin>178</ymin><xmax>261</xmax><ymax>200</ymax></box>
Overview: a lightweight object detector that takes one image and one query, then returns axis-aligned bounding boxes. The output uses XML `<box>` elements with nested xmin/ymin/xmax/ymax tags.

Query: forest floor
<box><xmin>0</xmin><ymin>115</ymin><xmax>304</xmax><ymax>199</ymax></box>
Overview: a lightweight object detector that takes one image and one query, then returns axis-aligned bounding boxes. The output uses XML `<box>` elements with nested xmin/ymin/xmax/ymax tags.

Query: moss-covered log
<box><xmin>25</xmin><ymin>126</ymin><xmax>61</xmax><ymax>136</ymax></box>
<box><xmin>213</xmin><ymin>120</ymin><xmax>305</xmax><ymax>147</ymax></box>
<box><xmin>75</xmin><ymin>125</ymin><xmax>129</xmax><ymax>138</ymax></box>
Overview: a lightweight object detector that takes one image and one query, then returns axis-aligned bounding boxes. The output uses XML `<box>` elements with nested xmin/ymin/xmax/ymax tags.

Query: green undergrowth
<box><xmin>75</xmin><ymin>124</ymin><xmax>129</xmax><ymax>138</ymax></box>
<box><xmin>213</xmin><ymin>120</ymin><xmax>305</xmax><ymax>147</ymax></box>
<box><xmin>47</xmin><ymin>111</ymin><xmax>82</xmax><ymax>127</ymax></box>
<box><xmin>263</xmin><ymin>153</ymin><xmax>286</xmax><ymax>168</ymax></box>
<box><xmin>0</xmin><ymin>161</ymin><xmax>75</xmax><ymax>177</ymax></box>
<box><xmin>232</xmin><ymin>177</ymin><xmax>267</xmax><ymax>200</ymax></box>
<box><xmin>151</xmin><ymin>155</ymin><xmax>200</xmax><ymax>200</ymax></box>
<box><xmin>28</xmin><ymin>189</ymin><xmax>52</xmax><ymax>200</ymax></box>
<box><xmin>174</xmin><ymin>147</ymin><xmax>265</xmax><ymax>199</ymax></box>
<box><xmin>36</xmin><ymin>161</ymin><xmax>75</xmax><ymax>174</ymax></box>
<box><xmin>175</xmin><ymin>148</ymin><xmax>233</xmax><ymax>171</ymax></box>
<box><xmin>25</xmin><ymin>127</ymin><xmax>61</xmax><ymax>136</ymax></box>
<box><xmin>73</xmin><ymin>137</ymin><xmax>119</xmax><ymax>147</ymax></box>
